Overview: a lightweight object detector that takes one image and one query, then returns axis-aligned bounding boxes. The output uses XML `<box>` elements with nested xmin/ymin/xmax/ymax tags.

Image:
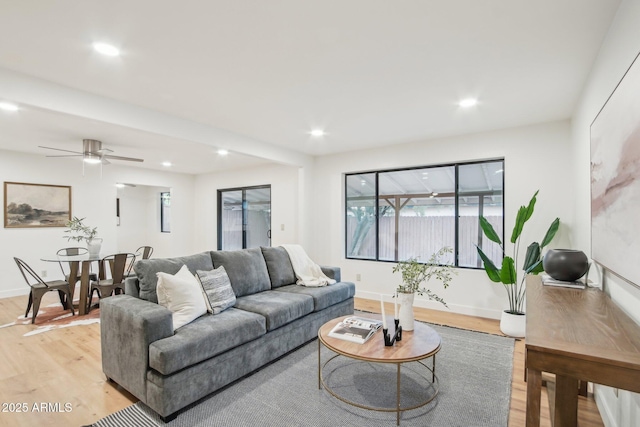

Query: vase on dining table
<box><xmin>86</xmin><ymin>238</ymin><xmax>103</xmax><ymax>257</ymax></box>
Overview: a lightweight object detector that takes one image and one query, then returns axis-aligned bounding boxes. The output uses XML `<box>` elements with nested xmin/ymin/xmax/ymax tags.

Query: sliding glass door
<box><xmin>218</xmin><ymin>185</ymin><xmax>271</xmax><ymax>250</ymax></box>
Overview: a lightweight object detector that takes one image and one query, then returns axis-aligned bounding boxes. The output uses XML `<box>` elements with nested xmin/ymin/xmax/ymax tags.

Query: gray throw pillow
<box><xmin>196</xmin><ymin>266</ymin><xmax>236</xmax><ymax>314</ymax></box>
<box><xmin>261</xmin><ymin>246</ymin><xmax>296</xmax><ymax>288</ymax></box>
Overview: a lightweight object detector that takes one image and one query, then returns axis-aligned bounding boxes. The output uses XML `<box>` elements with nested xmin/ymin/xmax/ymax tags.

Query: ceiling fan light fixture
<box><xmin>83</xmin><ymin>154</ymin><xmax>102</xmax><ymax>164</ymax></box>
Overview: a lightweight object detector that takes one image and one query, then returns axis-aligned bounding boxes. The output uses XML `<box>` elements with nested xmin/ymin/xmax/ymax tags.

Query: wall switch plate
<box><xmin>280</xmin><ymin>224</ymin><xmax>285</xmax><ymax>231</ymax></box>
<box><xmin>356</xmin><ymin>274</ymin><xmax>361</xmax><ymax>281</ymax></box>
<box><xmin>41</xmin><ymin>270</ymin><xmax>47</xmax><ymax>278</ymax></box>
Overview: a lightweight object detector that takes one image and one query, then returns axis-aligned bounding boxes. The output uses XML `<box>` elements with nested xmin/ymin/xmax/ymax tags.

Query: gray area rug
<box><xmin>93</xmin><ymin>323</ymin><xmax>514</xmax><ymax>427</ymax></box>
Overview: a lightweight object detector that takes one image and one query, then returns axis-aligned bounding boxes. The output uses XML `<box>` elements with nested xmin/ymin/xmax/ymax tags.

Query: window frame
<box><xmin>217</xmin><ymin>184</ymin><xmax>271</xmax><ymax>250</ymax></box>
<box><xmin>344</xmin><ymin>159</ymin><xmax>504</xmax><ymax>269</ymax></box>
<box><xmin>160</xmin><ymin>192</ymin><xmax>171</xmax><ymax>233</ymax></box>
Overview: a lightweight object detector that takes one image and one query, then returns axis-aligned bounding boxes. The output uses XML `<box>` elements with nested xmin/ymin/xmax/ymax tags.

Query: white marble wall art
<box><xmin>590</xmin><ymin>51</ymin><xmax>640</xmax><ymax>288</ymax></box>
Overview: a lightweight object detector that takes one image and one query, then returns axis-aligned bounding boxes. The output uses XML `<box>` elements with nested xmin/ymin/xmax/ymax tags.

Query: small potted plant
<box><xmin>64</xmin><ymin>216</ymin><xmax>102</xmax><ymax>256</ymax></box>
<box><xmin>476</xmin><ymin>190</ymin><xmax>559</xmax><ymax>337</ymax></box>
<box><xmin>392</xmin><ymin>246</ymin><xmax>456</xmax><ymax>330</ymax></box>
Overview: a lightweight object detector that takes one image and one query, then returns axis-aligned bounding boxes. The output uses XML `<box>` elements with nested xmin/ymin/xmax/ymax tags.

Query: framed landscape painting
<box><xmin>3</xmin><ymin>182</ymin><xmax>71</xmax><ymax>228</ymax></box>
<box><xmin>591</xmin><ymin>51</ymin><xmax>640</xmax><ymax>289</ymax></box>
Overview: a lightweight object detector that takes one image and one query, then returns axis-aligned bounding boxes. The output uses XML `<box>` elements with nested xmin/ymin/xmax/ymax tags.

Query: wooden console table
<box><xmin>525</xmin><ymin>276</ymin><xmax>640</xmax><ymax>426</ymax></box>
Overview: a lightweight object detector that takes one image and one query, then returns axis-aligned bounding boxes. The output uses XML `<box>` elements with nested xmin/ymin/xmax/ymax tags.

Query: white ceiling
<box><xmin>0</xmin><ymin>0</ymin><xmax>621</xmax><ymax>174</ymax></box>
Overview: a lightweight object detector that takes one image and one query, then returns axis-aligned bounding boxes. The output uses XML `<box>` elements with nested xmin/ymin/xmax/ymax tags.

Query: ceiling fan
<box><xmin>39</xmin><ymin>139</ymin><xmax>144</xmax><ymax>165</ymax></box>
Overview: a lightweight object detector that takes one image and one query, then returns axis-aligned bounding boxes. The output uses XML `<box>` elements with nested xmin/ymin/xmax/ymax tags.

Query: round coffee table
<box><xmin>318</xmin><ymin>315</ymin><xmax>441</xmax><ymax>425</ymax></box>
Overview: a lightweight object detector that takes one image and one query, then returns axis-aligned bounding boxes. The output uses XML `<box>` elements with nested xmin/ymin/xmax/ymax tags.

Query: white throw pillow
<box><xmin>156</xmin><ymin>265</ymin><xmax>207</xmax><ymax>331</ymax></box>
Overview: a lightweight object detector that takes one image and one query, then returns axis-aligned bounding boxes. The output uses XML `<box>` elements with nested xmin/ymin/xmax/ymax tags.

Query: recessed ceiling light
<box><xmin>0</xmin><ymin>102</ymin><xmax>19</xmax><ymax>112</ymax></box>
<box><xmin>217</xmin><ymin>149</ymin><xmax>229</xmax><ymax>156</ymax></box>
<box><xmin>310</xmin><ymin>129</ymin><xmax>325</xmax><ymax>137</ymax></box>
<box><xmin>115</xmin><ymin>183</ymin><xmax>125</xmax><ymax>188</ymax></box>
<box><xmin>458</xmin><ymin>98</ymin><xmax>478</xmax><ymax>108</ymax></box>
<box><xmin>162</xmin><ymin>161</ymin><xmax>172</xmax><ymax>167</ymax></box>
<box><xmin>93</xmin><ymin>42</ymin><xmax>120</xmax><ymax>57</ymax></box>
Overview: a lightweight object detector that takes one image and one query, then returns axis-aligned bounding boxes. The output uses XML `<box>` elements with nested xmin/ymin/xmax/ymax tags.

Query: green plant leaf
<box><xmin>528</xmin><ymin>259</ymin><xmax>544</xmax><ymax>275</ymax></box>
<box><xmin>500</xmin><ymin>256</ymin><xmax>517</xmax><ymax>285</ymax></box>
<box><xmin>523</xmin><ymin>242</ymin><xmax>541</xmax><ymax>272</ymax></box>
<box><xmin>479</xmin><ymin>216</ymin><xmax>502</xmax><ymax>245</ymax></box>
<box><xmin>475</xmin><ymin>246</ymin><xmax>501</xmax><ymax>282</ymax></box>
<box><xmin>540</xmin><ymin>217</ymin><xmax>560</xmax><ymax>248</ymax></box>
<box><xmin>510</xmin><ymin>191</ymin><xmax>538</xmax><ymax>243</ymax></box>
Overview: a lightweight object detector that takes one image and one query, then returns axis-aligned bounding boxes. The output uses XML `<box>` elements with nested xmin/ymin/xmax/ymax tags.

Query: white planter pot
<box><xmin>500</xmin><ymin>311</ymin><xmax>526</xmax><ymax>338</ymax></box>
<box><xmin>398</xmin><ymin>292</ymin><xmax>415</xmax><ymax>331</ymax></box>
<box><xmin>87</xmin><ymin>238</ymin><xmax>103</xmax><ymax>257</ymax></box>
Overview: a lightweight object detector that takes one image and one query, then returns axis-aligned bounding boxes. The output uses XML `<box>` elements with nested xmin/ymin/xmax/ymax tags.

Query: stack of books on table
<box><xmin>328</xmin><ymin>316</ymin><xmax>383</xmax><ymax>344</ymax></box>
<box><xmin>540</xmin><ymin>273</ymin><xmax>586</xmax><ymax>289</ymax></box>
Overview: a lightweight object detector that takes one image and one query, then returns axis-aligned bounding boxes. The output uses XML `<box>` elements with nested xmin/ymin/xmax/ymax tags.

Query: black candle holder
<box><xmin>383</xmin><ymin>318</ymin><xmax>403</xmax><ymax>346</ymax></box>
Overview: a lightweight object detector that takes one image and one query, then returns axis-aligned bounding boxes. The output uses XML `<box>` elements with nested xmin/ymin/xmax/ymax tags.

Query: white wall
<box><xmin>0</xmin><ymin>149</ymin><xmax>196</xmax><ymax>298</ymax></box>
<box><xmin>193</xmin><ymin>163</ymin><xmax>301</xmax><ymax>252</ymax></box>
<box><xmin>116</xmin><ymin>185</ymin><xmax>172</xmax><ymax>257</ymax></box>
<box><xmin>571</xmin><ymin>0</ymin><xmax>640</xmax><ymax>425</ymax></box>
<box><xmin>311</xmin><ymin>120</ymin><xmax>573</xmax><ymax>319</ymax></box>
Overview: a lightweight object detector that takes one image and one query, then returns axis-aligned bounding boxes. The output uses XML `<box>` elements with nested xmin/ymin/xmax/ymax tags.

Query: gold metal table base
<box><xmin>318</xmin><ymin>340</ymin><xmax>440</xmax><ymax>426</ymax></box>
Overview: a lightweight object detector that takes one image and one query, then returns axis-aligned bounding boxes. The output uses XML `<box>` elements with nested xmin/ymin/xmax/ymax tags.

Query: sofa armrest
<box><xmin>320</xmin><ymin>265</ymin><xmax>341</xmax><ymax>282</ymax></box>
<box><xmin>124</xmin><ymin>276</ymin><xmax>140</xmax><ymax>298</ymax></box>
<box><xmin>100</xmin><ymin>295</ymin><xmax>173</xmax><ymax>401</ymax></box>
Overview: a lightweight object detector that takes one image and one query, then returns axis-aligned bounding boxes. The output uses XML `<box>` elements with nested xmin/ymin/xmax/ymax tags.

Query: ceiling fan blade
<box><xmin>101</xmin><ymin>158</ymin><xmax>111</xmax><ymax>165</ymax></box>
<box><xmin>45</xmin><ymin>154</ymin><xmax>83</xmax><ymax>158</ymax></box>
<box><xmin>96</xmin><ymin>148</ymin><xmax>114</xmax><ymax>154</ymax></box>
<box><xmin>103</xmin><ymin>154</ymin><xmax>144</xmax><ymax>163</ymax></box>
<box><xmin>39</xmin><ymin>145</ymin><xmax>83</xmax><ymax>155</ymax></box>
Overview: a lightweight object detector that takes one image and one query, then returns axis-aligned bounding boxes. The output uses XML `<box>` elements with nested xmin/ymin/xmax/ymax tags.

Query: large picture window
<box><xmin>345</xmin><ymin>159</ymin><xmax>504</xmax><ymax>268</ymax></box>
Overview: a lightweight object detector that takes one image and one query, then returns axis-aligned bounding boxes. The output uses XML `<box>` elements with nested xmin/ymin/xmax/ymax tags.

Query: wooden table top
<box><xmin>318</xmin><ymin>314</ymin><xmax>441</xmax><ymax>363</ymax></box>
<box><xmin>526</xmin><ymin>276</ymin><xmax>640</xmax><ymax>371</ymax></box>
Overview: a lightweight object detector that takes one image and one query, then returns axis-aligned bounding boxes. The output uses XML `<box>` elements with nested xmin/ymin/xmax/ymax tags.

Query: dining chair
<box><xmin>135</xmin><ymin>246</ymin><xmax>154</xmax><ymax>260</ymax></box>
<box><xmin>14</xmin><ymin>257</ymin><xmax>75</xmax><ymax>324</ymax></box>
<box><xmin>88</xmin><ymin>253</ymin><xmax>136</xmax><ymax>312</ymax></box>
<box><xmin>56</xmin><ymin>247</ymin><xmax>98</xmax><ymax>283</ymax></box>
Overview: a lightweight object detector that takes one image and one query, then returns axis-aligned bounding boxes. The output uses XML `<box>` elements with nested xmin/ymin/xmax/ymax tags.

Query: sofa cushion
<box><xmin>196</xmin><ymin>266</ymin><xmax>236</xmax><ymax>314</ymax></box>
<box><xmin>134</xmin><ymin>252</ymin><xmax>214</xmax><ymax>303</ymax></box>
<box><xmin>210</xmin><ymin>248</ymin><xmax>271</xmax><ymax>297</ymax></box>
<box><xmin>148</xmin><ymin>308</ymin><xmax>266</xmax><ymax>376</ymax></box>
<box><xmin>274</xmin><ymin>282</ymin><xmax>356</xmax><ymax>312</ymax></box>
<box><xmin>156</xmin><ymin>265</ymin><xmax>208</xmax><ymax>331</ymax></box>
<box><xmin>234</xmin><ymin>291</ymin><xmax>314</xmax><ymax>331</ymax></box>
<box><xmin>260</xmin><ymin>246</ymin><xmax>296</xmax><ymax>288</ymax></box>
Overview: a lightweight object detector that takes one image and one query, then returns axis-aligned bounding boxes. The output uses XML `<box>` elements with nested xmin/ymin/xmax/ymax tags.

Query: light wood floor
<box><xmin>0</xmin><ymin>294</ymin><xmax>603</xmax><ymax>427</ymax></box>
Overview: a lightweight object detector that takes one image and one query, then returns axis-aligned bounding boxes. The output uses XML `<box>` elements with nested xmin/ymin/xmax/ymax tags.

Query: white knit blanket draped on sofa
<box><xmin>281</xmin><ymin>244</ymin><xmax>336</xmax><ymax>287</ymax></box>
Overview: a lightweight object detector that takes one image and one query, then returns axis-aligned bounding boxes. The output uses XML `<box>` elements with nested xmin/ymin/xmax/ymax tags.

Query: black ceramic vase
<box><xmin>542</xmin><ymin>249</ymin><xmax>589</xmax><ymax>282</ymax></box>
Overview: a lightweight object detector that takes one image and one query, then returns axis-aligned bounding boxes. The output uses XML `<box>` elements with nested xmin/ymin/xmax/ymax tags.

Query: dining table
<box><xmin>41</xmin><ymin>253</ymin><xmax>104</xmax><ymax>315</ymax></box>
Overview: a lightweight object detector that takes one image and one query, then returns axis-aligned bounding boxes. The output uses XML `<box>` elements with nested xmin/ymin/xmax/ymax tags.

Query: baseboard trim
<box><xmin>356</xmin><ymin>290</ymin><xmax>502</xmax><ymax>319</ymax></box>
<box><xmin>594</xmin><ymin>385</ymin><xmax>617</xmax><ymax>427</ymax></box>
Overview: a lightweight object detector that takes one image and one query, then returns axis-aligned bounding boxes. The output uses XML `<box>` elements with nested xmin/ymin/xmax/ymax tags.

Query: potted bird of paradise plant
<box><xmin>476</xmin><ymin>191</ymin><xmax>559</xmax><ymax>337</ymax></box>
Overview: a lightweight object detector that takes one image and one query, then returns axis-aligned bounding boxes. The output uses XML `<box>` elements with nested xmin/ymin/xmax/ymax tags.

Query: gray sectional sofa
<box><xmin>100</xmin><ymin>246</ymin><xmax>355</xmax><ymax>420</ymax></box>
